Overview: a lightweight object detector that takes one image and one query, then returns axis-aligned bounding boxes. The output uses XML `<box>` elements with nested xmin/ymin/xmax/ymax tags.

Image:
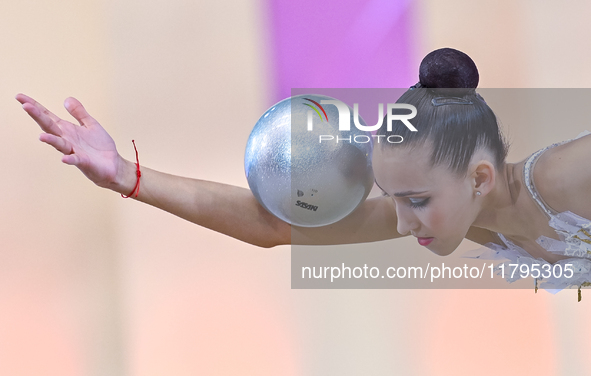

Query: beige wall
<box><xmin>1</xmin><ymin>0</ymin><xmax>121</xmax><ymax>375</ymax></box>
<box><xmin>420</xmin><ymin>0</ymin><xmax>591</xmax><ymax>87</ymax></box>
<box><xmin>1</xmin><ymin>0</ymin><xmax>277</xmax><ymax>375</ymax></box>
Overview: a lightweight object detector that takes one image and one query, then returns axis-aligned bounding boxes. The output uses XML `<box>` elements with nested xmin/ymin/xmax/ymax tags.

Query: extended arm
<box><xmin>17</xmin><ymin>94</ymin><xmax>404</xmax><ymax>247</ymax></box>
<box><xmin>116</xmin><ymin>162</ymin><xmax>401</xmax><ymax>247</ymax></box>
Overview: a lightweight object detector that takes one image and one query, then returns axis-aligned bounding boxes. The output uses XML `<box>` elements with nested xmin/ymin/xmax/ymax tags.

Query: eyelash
<box><xmin>408</xmin><ymin>198</ymin><xmax>430</xmax><ymax>210</ymax></box>
<box><xmin>382</xmin><ymin>191</ymin><xmax>430</xmax><ymax>210</ymax></box>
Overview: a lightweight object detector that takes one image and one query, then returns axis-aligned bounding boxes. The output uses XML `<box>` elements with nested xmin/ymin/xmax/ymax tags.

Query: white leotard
<box><xmin>467</xmin><ymin>131</ymin><xmax>591</xmax><ymax>291</ymax></box>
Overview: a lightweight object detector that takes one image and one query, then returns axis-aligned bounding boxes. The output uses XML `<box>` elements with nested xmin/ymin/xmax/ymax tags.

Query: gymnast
<box><xmin>16</xmin><ymin>48</ymin><xmax>591</xmax><ymax>295</ymax></box>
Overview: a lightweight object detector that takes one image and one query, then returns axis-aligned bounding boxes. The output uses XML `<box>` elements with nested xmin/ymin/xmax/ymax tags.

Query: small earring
<box><xmin>476</xmin><ymin>191</ymin><xmax>481</xmax><ymax>196</ymax></box>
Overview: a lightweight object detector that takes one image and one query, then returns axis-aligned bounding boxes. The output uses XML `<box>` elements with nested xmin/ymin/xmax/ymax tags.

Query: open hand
<box><xmin>16</xmin><ymin>94</ymin><xmax>122</xmax><ymax>188</ymax></box>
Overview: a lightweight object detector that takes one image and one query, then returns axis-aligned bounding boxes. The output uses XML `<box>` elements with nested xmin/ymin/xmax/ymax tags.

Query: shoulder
<box><xmin>534</xmin><ymin>132</ymin><xmax>591</xmax><ymax>218</ymax></box>
<box><xmin>465</xmin><ymin>226</ymin><xmax>501</xmax><ymax>246</ymax></box>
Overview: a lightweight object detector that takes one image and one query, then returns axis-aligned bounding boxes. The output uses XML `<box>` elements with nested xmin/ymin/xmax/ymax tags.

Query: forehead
<box><xmin>372</xmin><ymin>145</ymin><xmax>451</xmax><ymax>193</ymax></box>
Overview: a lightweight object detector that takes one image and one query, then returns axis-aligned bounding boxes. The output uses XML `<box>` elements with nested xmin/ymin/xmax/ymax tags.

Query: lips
<box><xmin>416</xmin><ymin>237</ymin><xmax>434</xmax><ymax>246</ymax></box>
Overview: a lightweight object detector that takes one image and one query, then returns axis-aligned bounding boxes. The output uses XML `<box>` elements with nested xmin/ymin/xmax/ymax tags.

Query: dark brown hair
<box><xmin>378</xmin><ymin>48</ymin><xmax>509</xmax><ymax>177</ymax></box>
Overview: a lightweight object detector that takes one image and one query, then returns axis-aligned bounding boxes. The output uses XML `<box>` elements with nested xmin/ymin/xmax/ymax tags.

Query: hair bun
<box><xmin>418</xmin><ymin>48</ymin><xmax>479</xmax><ymax>93</ymax></box>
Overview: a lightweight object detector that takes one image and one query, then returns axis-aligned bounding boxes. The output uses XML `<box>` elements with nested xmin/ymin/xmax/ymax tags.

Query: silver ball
<box><xmin>245</xmin><ymin>94</ymin><xmax>374</xmax><ymax>227</ymax></box>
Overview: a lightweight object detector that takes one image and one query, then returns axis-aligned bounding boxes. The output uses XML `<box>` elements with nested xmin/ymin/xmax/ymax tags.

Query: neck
<box><xmin>472</xmin><ymin>162</ymin><xmax>549</xmax><ymax>240</ymax></box>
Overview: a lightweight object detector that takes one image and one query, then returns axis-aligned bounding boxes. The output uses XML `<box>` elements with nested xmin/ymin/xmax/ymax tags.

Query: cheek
<box><xmin>421</xmin><ymin>199</ymin><xmax>469</xmax><ymax>233</ymax></box>
<box><xmin>430</xmin><ymin>209</ymin><xmax>447</xmax><ymax>228</ymax></box>
<box><xmin>417</xmin><ymin>206</ymin><xmax>448</xmax><ymax>230</ymax></box>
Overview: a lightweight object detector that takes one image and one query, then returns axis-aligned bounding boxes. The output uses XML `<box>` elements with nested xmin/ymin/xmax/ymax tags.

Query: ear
<box><xmin>470</xmin><ymin>159</ymin><xmax>496</xmax><ymax>195</ymax></box>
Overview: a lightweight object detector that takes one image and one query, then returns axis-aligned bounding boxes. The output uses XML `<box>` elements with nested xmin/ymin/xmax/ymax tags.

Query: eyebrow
<box><xmin>392</xmin><ymin>190</ymin><xmax>428</xmax><ymax>197</ymax></box>
<box><xmin>374</xmin><ymin>179</ymin><xmax>428</xmax><ymax>197</ymax></box>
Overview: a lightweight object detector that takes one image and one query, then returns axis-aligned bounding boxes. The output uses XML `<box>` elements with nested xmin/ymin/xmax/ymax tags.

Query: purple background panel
<box><xmin>267</xmin><ymin>0</ymin><xmax>417</xmax><ymax>101</ymax></box>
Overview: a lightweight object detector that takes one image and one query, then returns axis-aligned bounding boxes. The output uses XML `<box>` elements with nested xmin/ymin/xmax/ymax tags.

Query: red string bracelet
<box><xmin>121</xmin><ymin>140</ymin><xmax>141</xmax><ymax>198</ymax></box>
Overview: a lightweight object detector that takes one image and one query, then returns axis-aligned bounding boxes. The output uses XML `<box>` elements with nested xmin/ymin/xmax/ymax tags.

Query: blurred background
<box><xmin>2</xmin><ymin>0</ymin><xmax>591</xmax><ymax>375</ymax></box>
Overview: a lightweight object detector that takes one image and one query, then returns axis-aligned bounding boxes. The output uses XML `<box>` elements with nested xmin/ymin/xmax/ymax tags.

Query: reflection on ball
<box><xmin>244</xmin><ymin>94</ymin><xmax>374</xmax><ymax>227</ymax></box>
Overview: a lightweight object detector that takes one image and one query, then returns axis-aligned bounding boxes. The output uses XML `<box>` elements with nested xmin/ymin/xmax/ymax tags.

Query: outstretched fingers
<box><xmin>39</xmin><ymin>133</ymin><xmax>74</xmax><ymax>155</ymax></box>
<box><xmin>39</xmin><ymin>133</ymin><xmax>81</xmax><ymax>166</ymax></box>
<box><xmin>16</xmin><ymin>94</ymin><xmax>61</xmax><ymax>123</ymax></box>
<box><xmin>61</xmin><ymin>154</ymin><xmax>79</xmax><ymax>166</ymax></box>
<box><xmin>22</xmin><ymin>102</ymin><xmax>63</xmax><ymax>137</ymax></box>
<box><xmin>64</xmin><ymin>97</ymin><xmax>95</xmax><ymax>127</ymax></box>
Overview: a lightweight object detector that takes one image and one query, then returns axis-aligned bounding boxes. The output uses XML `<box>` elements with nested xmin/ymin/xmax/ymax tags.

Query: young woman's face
<box><xmin>372</xmin><ymin>145</ymin><xmax>479</xmax><ymax>256</ymax></box>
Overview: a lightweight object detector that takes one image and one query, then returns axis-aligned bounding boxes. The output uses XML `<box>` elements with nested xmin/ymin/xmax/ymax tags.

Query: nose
<box><xmin>395</xmin><ymin>203</ymin><xmax>420</xmax><ymax>236</ymax></box>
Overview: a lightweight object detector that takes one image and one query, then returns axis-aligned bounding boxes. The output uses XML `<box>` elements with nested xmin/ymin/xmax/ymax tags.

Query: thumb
<box><xmin>64</xmin><ymin>97</ymin><xmax>94</xmax><ymax>127</ymax></box>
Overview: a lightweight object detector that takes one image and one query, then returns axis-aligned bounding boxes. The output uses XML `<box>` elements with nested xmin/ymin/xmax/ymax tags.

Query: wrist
<box><xmin>108</xmin><ymin>156</ymin><xmax>139</xmax><ymax>196</ymax></box>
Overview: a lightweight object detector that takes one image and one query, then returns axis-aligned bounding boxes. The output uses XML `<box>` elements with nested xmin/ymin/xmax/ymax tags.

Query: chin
<box><xmin>427</xmin><ymin>239</ymin><xmax>460</xmax><ymax>256</ymax></box>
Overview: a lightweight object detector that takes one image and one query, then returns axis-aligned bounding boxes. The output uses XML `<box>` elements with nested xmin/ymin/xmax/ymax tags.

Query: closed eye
<box><xmin>408</xmin><ymin>197</ymin><xmax>429</xmax><ymax>209</ymax></box>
